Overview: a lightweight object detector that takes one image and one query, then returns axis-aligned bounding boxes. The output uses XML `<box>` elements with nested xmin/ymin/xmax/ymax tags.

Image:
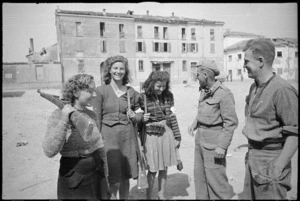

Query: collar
<box><xmin>255</xmin><ymin>74</ymin><xmax>276</xmax><ymax>88</ymax></box>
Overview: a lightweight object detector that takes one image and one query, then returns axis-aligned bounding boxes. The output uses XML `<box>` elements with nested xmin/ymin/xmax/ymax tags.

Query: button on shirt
<box><xmin>196</xmin><ymin>81</ymin><xmax>238</xmax><ymax>149</ymax></box>
<box><xmin>242</xmin><ymin>75</ymin><xmax>298</xmax><ymax>141</ymax></box>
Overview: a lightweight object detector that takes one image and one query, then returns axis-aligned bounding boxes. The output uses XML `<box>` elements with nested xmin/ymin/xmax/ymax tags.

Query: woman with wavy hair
<box><xmin>42</xmin><ymin>74</ymin><xmax>109</xmax><ymax>199</ymax></box>
<box><xmin>93</xmin><ymin>55</ymin><xmax>143</xmax><ymax>199</ymax></box>
<box><xmin>140</xmin><ymin>71</ymin><xmax>182</xmax><ymax>199</ymax></box>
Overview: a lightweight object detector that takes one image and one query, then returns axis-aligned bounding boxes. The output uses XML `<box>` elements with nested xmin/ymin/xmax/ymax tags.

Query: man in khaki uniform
<box><xmin>188</xmin><ymin>60</ymin><xmax>238</xmax><ymax>199</ymax></box>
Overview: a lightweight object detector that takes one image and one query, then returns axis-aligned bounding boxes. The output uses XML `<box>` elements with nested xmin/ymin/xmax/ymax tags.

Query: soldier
<box><xmin>188</xmin><ymin>60</ymin><xmax>238</xmax><ymax>199</ymax></box>
<box><xmin>240</xmin><ymin>38</ymin><xmax>298</xmax><ymax>199</ymax></box>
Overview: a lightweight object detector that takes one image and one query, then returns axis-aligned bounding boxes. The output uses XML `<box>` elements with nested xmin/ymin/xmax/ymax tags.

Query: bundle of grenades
<box><xmin>145</xmin><ymin>122</ymin><xmax>165</xmax><ymax>136</ymax></box>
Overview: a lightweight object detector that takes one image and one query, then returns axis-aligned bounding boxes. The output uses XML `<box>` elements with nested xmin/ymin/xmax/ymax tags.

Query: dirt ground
<box><xmin>2</xmin><ymin>80</ymin><xmax>298</xmax><ymax>199</ymax></box>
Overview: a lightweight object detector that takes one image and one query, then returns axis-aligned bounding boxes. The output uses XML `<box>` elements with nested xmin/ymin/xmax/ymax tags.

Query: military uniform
<box><xmin>193</xmin><ymin>60</ymin><xmax>238</xmax><ymax>199</ymax></box>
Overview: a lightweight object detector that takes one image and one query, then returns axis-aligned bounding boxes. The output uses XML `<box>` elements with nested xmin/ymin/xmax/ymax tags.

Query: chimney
<box><xmin>147</xmin><ymin>10</ymin><xmax>149</xmax><ymax>16</ymax></box>
<box><xmin>172</xmin><ymin>12</ymin><xmax>174</xmax><ymax>17</ymax></box>
<box><xmin>30</xmin><ymin>38</ymin><xmax>34</xmax><ymax>53</ymax></box>
<box><xmin>103</xmin><ymin>9</ymin><xmax>106</xmax><ymax>15</ymax></box>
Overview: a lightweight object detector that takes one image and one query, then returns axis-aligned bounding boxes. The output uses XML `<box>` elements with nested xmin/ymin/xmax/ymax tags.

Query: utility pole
<box><xmin>56</xmin><ymin>9</ymin><xmax>65</xmax><ymax>84</ymax></box>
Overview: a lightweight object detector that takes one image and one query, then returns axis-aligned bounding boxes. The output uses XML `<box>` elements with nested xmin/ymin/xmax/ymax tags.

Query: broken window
<box><xmin>154</xmin><ymin>26</ymin><xmax>159</xmax><ymax>39</ymax></box>
<box><xmin>137</xmin><ymin>26</ymin><xmax>143</xmax><ymax>38</ymax></box>
<box><xmin>76</xmin><ymin>22</ymin><xmax>83</xmax><ymax>37</ymax></box>
<box><xmin>228</xmin><ymin>55</ymin><xmax>232</xmax><ymax>62</ymax></box>
<box><xmin>100</xmin><ymin>22</ymin><xmax>105</xmax><ymax>37</ymax></box>
<box><xmin>191</xmin><ymin>43</ymin><xmax>197</xmax><ymax>52</ymax></box>
<box><xmin>210</xmin><ymin>29</ymin><xmax>215</xmax><ymax>41</ymax></box>
<box><xmin>163</xmin><ymin>27</ymin><xmax>168</xmax><ymax>39</ymax></box>
<box><xmin>119</xmin><ymin>24</ymin><xmax>125</xmax><ymax>38</ymax></box>
<box><xmin>182</xmin><ymin>43</ymin><xmax>187</xmax><ymax>52</ymax></box>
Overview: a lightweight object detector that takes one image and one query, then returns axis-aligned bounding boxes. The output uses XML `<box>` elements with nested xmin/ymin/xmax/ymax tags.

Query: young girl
<box><xmin>42</xmin><ymin>74</ymin><xmax>109</xmax><ymax>199</ymax></box>
<box><xmin>140</xmin><ymin>71</ymin><xmax>182</xmax><ymax>199</ymax></box>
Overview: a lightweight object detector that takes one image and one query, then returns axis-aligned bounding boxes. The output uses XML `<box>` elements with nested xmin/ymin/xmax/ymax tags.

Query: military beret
<box><xmin>197</xmin><ymin>60</ymin><xmax>220</xmax><ymax>76</ymax></box>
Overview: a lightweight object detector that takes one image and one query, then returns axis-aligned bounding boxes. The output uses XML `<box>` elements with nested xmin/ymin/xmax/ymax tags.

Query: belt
<box><xmin>248</xmin><ymin>139</ymin><xmax>285</xmax><ymax>150</ymax></box>
<box><xmin>198</xmin><ymin>123</ymin><xmax>223</xmax><ymax>130</ymax></box>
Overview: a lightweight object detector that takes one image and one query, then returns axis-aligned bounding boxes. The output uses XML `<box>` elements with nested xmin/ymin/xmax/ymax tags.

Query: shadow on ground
<box><xmin>129</xmin><ymin>172</ymin><xmax>190</xmax><ymax>199</ymax></box>
<box><xmin>2</xmin><ymin>91</ymin><xmax>26</xmax><ymax>97</ymax></box>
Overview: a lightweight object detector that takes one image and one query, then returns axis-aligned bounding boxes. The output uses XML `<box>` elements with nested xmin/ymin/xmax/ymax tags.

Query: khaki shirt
<box><xmin>196</xmin><ymin>81</ymin><xmax>238</xmax><ymax>149</ymax></box>
<box><xmin>242</xmin><ymin>75</ymin><xmax>298</xmax><ymax>141</ymax></box>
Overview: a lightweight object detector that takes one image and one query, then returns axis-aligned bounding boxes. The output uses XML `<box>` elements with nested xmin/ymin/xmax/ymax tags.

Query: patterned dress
<box><xmin>140</xmin><ymin>92</ymin><xmax>181</xmax><ymax>172</ymax></box>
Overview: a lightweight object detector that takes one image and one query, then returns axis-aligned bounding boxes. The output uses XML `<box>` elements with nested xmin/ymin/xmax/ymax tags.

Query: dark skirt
<box><xmin>57</xmin><ymin>149</ymin><xmax>108</xmax><ymax>199</ymax></box>
<box><xmin>101</xmin><ymin>123</ymin><xmax>138</xmax><ymax>184</ymax></box>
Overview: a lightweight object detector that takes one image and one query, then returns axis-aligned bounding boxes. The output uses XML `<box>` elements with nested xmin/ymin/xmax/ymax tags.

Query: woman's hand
<box><xmin>127</xmin><ymin>109</ymin><xmax>136</xmax><ymax>122</ymax></box>
<box><xmin>61</xmin><ymin>104</ymin><xmax>76</xmax><ymax>123</ymax></box>
<box><xmin>174</xmin><ymin>139</ymin><xmax>181</xmax><ymax>149</ymax></box>
<box><xmin>143</xmin><ymin>113</ymin><xmax>151</xmax><ymax>122</ymax></box>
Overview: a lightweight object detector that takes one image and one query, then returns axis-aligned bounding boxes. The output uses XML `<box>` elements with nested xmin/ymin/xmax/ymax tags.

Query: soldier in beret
<box><xmin>188</xmin><ymin>60</ymin><xmax>238</xmax><ymax>199</ymax></box>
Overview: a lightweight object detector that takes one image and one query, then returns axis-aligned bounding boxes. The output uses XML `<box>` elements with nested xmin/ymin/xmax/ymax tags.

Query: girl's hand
<box><xmin>127</xmin><ymin>109</ymin><xmax>136</xmax><ymax>121</ymax></box>
<box><xmin>61</xmin><ymin>104</ymin><xmax>76</xmax><ymax>123</ymax></box>
<box><xmin>143</xmin><ymin>113</ymin><xmax>151</xmax><ymax>122</ymax></box>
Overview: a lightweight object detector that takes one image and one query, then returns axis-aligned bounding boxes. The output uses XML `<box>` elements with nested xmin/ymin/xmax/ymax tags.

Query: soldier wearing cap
<box><xmin>188</xmin><ymin>59</ymin><xmax>238</xmax><ymax>199</ymax></box>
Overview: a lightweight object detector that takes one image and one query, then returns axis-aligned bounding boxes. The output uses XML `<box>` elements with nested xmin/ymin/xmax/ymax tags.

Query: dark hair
<box><xmin>62</xmin><ymin>74</ymin><xmax>94</xmax><ymax>104</ymax></box>
<box><xmin>103</xmin><ymin>55</ymin><xmax>131</xmax><ymax>85</ymax></box>
<box><xmin>142</xmin><ymin>71</ymin><xmax>172</xmax><ymax>102</ymax></box>
<box><xmin>243</xmin><ymin>38</ymin><xmax>275</xmax><ymax>66</ymax></box>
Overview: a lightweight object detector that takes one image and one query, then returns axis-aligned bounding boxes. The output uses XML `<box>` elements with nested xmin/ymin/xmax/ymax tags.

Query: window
<box><xmin>137</xmin><ymin>26</ymin><xmax>142</xmax><ymax>38</ymax></box>
<box><xmin>191</xmin><ymin>43</ymin><xmax>198</xmax><ymax>53</ymax></box>
<box><xmin>138</xmin><ymin>60</ymin><xmax>144</xmax><ymax>72</ymax></box>
<box><xmin>100</xmin><ymin>22</ymin><xmax>105</xmax><ymax>37</ymax></box>
<box><xmin>136</xmin><ymin>42</ymin><xmax>146</xmax><ymax>52</ymax></box>
<box><xmin>295</xmin><ymin>52</ymin><xmax>298</xmax><ymax>57</ymax></box>
<box><xmin>238</xmin><ymin>54</ymin><xmax>242</xmax><ymax>60</ymax></box>
<box><xmin>182</xmin><ymin>43</ymin><xmax>187</xmax><ymax>52</ymax></box>
<box><xmin>228</xmin><ymin>55</ymin><xmax>232</xmax><ymax>62</ymax></box>
<box><xmin>237</xmin><ymin>69</ymin><xmax>242</xmax><ymax>75</ymax></box>
<box><xmin>191</xmin><ymin>28</ymin><xmax>196</xmax><ymax>40</ymax></box>
<box><xmin>182</xmin><ymin>60</ymin><xmax>187</xmax><ymax>71</ymax></box>
<box><xmin>277</xmin><ymin>68</ymin><xmax>283</xmax><ymax>75</ymax></box>
<box><xmin>119</xmin><ymin>40</ymin><xmax>125</xmax><ymax>53</ymax></box>
<box><xmin>119</xmin><ymin>24</ymin><xmax>124</xmax><ymax>38</ymax></box>
<box><xmin>154</xmin><ymin>26</ymin><xmax>159</xmax><ymax>39</ymax></box>
<box><xmin>163</xmin><ymin>27</ymin><xmax>168</xmax><ymax>39</ymax></box>
<box><xmin>210</xmin><ymin>43</ymin><xmax>215</xmax><ymax>53</ymax></box>
<box><xmin>163</xmin><ymin>43</ymin><xmax>168</xmax><ymax>52</ymax></box>
<box><xmin>277</xmin><ymin>51</ymin><xmax>282</xmax><ymax>57</ymax></box>
<box><xmin>182</xmin><ymin>28</ymin><xmax>186</xmax><ymax>39</ymax></box>
<box><xmin>100</xmin><ymin>40</ymin><xmax>106</xmax><ymax>53</ymax></box>
<box><xmin>78</xmin><ymin>59</ymin><xmax>85</xmax><ymax>73</ymax></box>
<box><xmin>210</xmin><ymin>29</ymin><xmax>215</xmax><ymax>41</ymax></box>
<box><xmin>76</xmin><ymin>22</ymin><xmax>82</xmax><ymax>37</ymax></box>
<box><xmin>154</xmin><ymin>42</ymin><xmax>159</xmax><ymax>52</ymax></box>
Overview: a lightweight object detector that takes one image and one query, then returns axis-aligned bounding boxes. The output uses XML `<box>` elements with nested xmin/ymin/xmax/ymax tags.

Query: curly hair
<box><xmin>142</xmin><ymin>71</ymin><xmax>172</xmax><ymax>102</ymax></box>
<box><xmin>103</xmin><ymin>55</ymin><xmax>131</xmax><ymax>85</ymax></box>
<box><xmin>62</xmin><ymin>74</ymin><xmax>94</xmax><ymax>105</ymax></box>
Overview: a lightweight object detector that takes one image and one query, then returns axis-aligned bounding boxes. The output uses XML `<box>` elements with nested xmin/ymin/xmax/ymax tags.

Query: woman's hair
<box><xmin>103</xmin><ymin>55</ymin><xmax>131</xmax><ymax>85</ymax></box>
<box><xmin>142</xmin><ymin>71</ymin><xmax>172</xmax><ymax>102</ymax></box>
<box><xmin>62</xmin><ymin>74</ymin><xmax>94</xmax><ymax>104</ymax></box>
<box><xmin>242</xmin><ymin>38</ymin><xmax>275</xmax><ymax>66</ymax></box>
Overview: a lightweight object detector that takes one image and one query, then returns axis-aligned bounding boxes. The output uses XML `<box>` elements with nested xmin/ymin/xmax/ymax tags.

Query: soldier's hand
<box><xmin>61</xmin><ymin>104</ymin><xmax>76</xmax><ymax>123</ymax></box>
<box><xmin>143</xmin><ymin>113</ymin><xmax>151</xmax><ymax>122</ymax></box>
<box><xmin>215</xmin><ymin>147</ymin><xmax>226</xmax><ymax>158</ymax></box>
<box><xmin>127</xmin><ymin>109</ymin><xmax>136</xmax><ymax>122</ymax></box>
<box><xmin>188</xmin><ymin>125</ymin><xmax>195</xmax><ymax>137</ymax></box>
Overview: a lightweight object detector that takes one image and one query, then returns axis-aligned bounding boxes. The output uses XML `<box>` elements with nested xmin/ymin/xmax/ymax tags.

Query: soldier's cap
<box><xmin>197</xmin><ymin>60</ymin><xmax>220</xmax><ymax>76</ymax></box>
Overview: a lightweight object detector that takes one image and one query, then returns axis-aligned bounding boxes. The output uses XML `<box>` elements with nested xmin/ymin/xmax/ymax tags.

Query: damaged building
<box><xmin>55</xmin><ymin>8</ymin><xmax>225</xmax><ymax>85</ymax></box>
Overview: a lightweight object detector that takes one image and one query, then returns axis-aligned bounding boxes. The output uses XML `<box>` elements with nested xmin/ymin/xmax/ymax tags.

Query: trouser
<box><xmin>194</xmin><ymin>128</ymin><xmax>235</xmax><ymax>199</ymax></box>
<box><xmin>240</xmin><ymin>144</ymin><xmax>292</xmax><ymax>199</ymax></box>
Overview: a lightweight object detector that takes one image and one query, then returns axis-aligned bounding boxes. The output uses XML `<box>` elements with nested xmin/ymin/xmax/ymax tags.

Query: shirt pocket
<box><xmin>205</xmin><ymin>98</ymin><xmax>220</xmax><ymax>116</ymax></box>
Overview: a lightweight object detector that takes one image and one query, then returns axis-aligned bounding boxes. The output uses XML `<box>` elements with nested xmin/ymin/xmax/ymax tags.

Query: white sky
<box><xmin>2</xmin><ymin>2</ymin><xmax>298</xmax><ymax>62</ymax></box>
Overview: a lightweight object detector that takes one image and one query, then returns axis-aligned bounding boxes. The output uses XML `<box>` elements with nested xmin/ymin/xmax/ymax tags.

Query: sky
<box><xmin>2</xmin><ymin>2</ymin><xmax>298</xmax><ymax>62</ymax></box>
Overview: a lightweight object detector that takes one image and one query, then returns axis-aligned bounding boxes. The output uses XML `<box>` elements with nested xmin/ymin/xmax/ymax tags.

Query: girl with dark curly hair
<box><xmin>93</xmin><ymin>55</ymin><xmax>143</xmax><ymax>199</ymax></box>
<box><xmin>42</xmin><ymin>74</ymin><xmax>109</xmax><ymax>199</ymax></box>
<box><xmin>140</xmin><ymin>71</ymin><xmax>182</xmax><ymax>199</ymax></box>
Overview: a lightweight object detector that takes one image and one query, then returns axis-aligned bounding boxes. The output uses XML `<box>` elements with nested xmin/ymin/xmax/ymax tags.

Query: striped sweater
<box><xmin>140</xmin><ymin>92</ymin><xmax>181</xmax><ymax>141</ymax></box>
